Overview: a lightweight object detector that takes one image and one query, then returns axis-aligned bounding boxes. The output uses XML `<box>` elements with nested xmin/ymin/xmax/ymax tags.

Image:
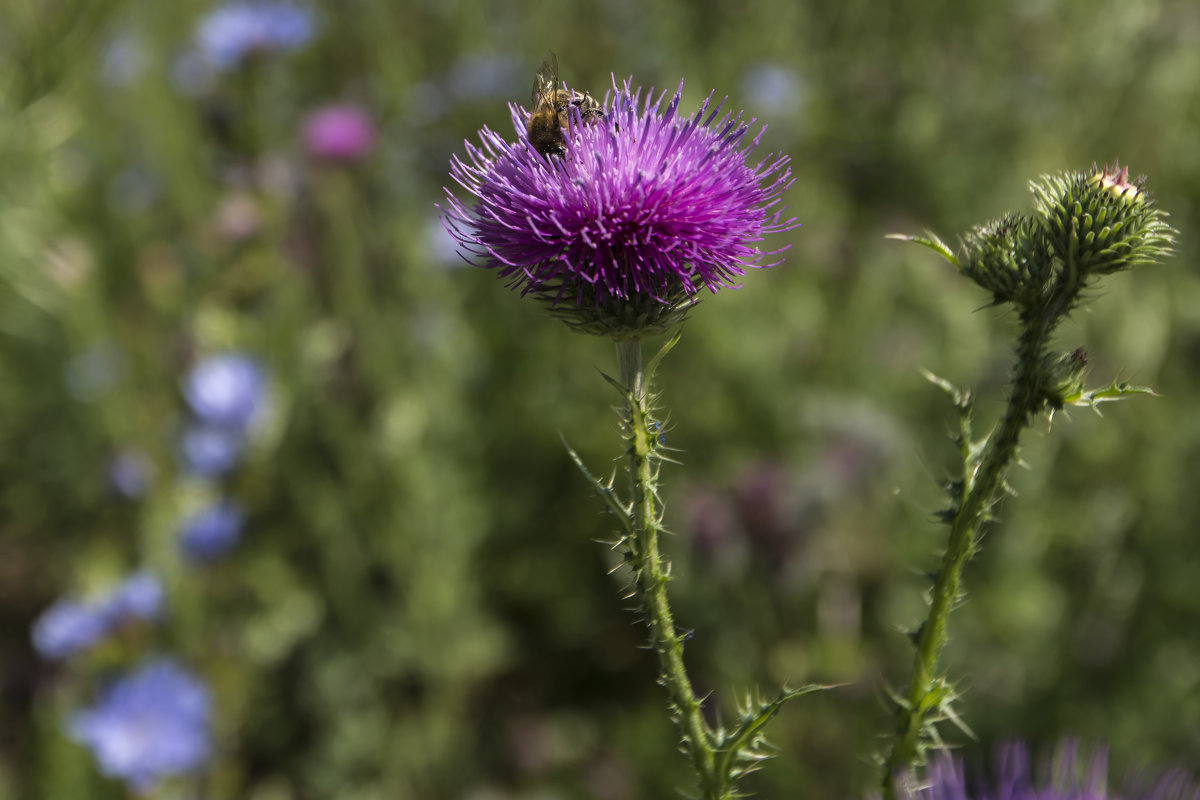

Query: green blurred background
<box><xmin>3</xmin><ymin>0</ymin><xmax>1199</xmax><ymax>797</ymax></box>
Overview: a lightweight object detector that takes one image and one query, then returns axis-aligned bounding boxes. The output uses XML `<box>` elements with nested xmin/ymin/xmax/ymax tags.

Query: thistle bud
<box><xmin>1030</xmin><ymin>162</ymin><xmax>1176</xmax><ymax>278</ymax></box>
<box><xmin>958</xmin><ymin>214</ymin><xmax>1052</xmax><ymax>310</ymax></box>
<box><xmin>1040</xmin><ymin>347</ymin><xmax>1088</xmax><ymax>409</ymax></box>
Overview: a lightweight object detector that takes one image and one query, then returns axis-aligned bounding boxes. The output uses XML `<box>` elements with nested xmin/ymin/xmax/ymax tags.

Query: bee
<box><xmin>526</xmin><ymin>51</ymin><xmax>606</xmax><ymax>159</ymax></box>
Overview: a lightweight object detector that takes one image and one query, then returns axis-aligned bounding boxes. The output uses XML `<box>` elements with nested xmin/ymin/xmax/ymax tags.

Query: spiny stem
<box><xmin>882</xmin><ymin>311</ymin><xmax>1057</xmax><ymax>796</ymax></box>
<box><xmin>615</xmin><ymin>338</ymin><xmax>721</xmax><ymax>799</ymax></box>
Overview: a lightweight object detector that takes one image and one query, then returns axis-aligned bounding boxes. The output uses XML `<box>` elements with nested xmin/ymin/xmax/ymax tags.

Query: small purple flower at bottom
<box><xmin>303</xmin><ymin>104</ymin><xmax>375</xmax><ymax>162</ymax></box>
<box><xmin>903</xmin><ymin>742</ymin><xmax>1199</xmax><ymax>800</ymax></box>
<box><xmin>441</xmin><ymin>78</ymin><xmax>798</xmax><ymax>337</ymax></box>
<box><xmin>179</xmin><ymin>502</ymin><xmax>245</xmax><ymax>562</ymax></box>
<box><xmin>68</xmin><ymin>659</ymin><xmax>212</xmax><ymax>792</ymax></box>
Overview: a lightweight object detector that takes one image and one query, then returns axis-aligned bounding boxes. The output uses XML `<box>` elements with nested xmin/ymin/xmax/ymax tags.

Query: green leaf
<box><xmin>887</xmin><ymin>231</ymin><xmax>959</xmax><ymax>267</ymax></box>
<box><xmin>560</xmin><ymin>434</ymin><xmax>632</xmax><ymax>532</ymax></box>
<box><xmin>1059</xmin><ymin>379</ymin><xmax>1158</xmax><ymax>416</ymax></box>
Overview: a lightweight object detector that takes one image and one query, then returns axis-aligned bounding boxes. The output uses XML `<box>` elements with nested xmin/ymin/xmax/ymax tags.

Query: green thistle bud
<box><xmin>1030</xmin><ymin>162</ymin><xmax>1176</xmax><ymax>279</ymax></box>
<box><xmin>1039</xmin><ymin>347</ymin><xmax>1089</xmax><ymax>409</ymax></box>
<box><xmin>958</xmin><ymin>214</ymin><xmax>1052</xmax><ymax>310</ymax></box>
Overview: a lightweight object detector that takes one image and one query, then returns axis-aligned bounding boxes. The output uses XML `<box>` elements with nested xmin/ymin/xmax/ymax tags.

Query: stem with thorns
<box><xmin>882</xmin><ymin>308</ymin><xmax>1059</xmax><ymax>796</ymax></box>
<box><xmin>615</xmin><ymin>337</ymin><xmax>721</xmax><ymax>799</ymax></box>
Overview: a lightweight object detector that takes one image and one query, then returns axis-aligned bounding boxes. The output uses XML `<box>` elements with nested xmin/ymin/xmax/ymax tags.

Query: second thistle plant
<box><xmin>882</xmin><ymin>163</ymin><xmax>1176</xmax><ymax>794</ymax></box>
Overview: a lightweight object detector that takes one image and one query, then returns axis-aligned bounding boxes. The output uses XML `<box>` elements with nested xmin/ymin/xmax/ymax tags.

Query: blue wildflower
<box><xmin>179</xmin><ymin>502</ymin><xmax>245</xmax><ymax>562</ymax></box>
<box><xmin>183</xmin><ymin>354</ymin><xmax>265</xmax><ymax>431</ymax></box>
<box><xmin>103</xmin><ymin>571</ymin><xmax>164</xmax><ymax>627</ymax></box>
<box><xmin>31</xmin><ymin>599</ymin><xmax>110</xmax><ymax>661</ymax></box>
<box><xmin>68</xmin><ymin>659</ymin><xmax>212</xmax><ymax>792</ymax></box>
<box><xmin>108</xmin><ymin>449</ymin><xmax>154</xmax><ymax>499</ymax></box>
<box><xmin>195</xmin><ymin>1</ymin><xmax>315</xmax><ymax>71</ymax></box>
<box><xmin>180</xmin><ymin>423</ymin><xmax>246</xmax><ymax>477</ymax></box>
<box><xmin>31</xmin><ymin>572</ymin><xmax>164</xmax><ymax>660</ymax></box>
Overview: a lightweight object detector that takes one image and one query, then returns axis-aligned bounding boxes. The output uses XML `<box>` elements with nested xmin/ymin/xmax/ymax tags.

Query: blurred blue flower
<box><xmin>908</xmin><ymin>742</ymin><xmax>1199</xmax><ymax>800</ymax></box>
<box><xmin>103</xmin><ymin>571</ymin><xmax>164</xmax><ymax>626</ymax></box>
<box><xmin>738</xmin><ymin>63</ymin><xmax>807</xmax><ymax>118</ymax></box>
<box><xmin>108</xmin><ymin>449</ymin><xmax>154</xmax><ymax>499</ymax></box>
<box><xmin>68</xmin><ymin>659</ymin><xmax>212</xmax><ymax>792</ymax></box>
<box><xmin>101</xmin><ymin>32</ymin><xmax>148</xmax><ymax>87</ymax></box>
<box><xmin>31</xmin><ymin>599</ymin><xmax>110</xmax><ymax>661</ymax></box>
<box><xmin>446</xmin><ymin>53</ymin><xmax>522</xmax><ymax>101</ymax></box>
<box><xmin>31</xmin><ymin>572</ymin><xmax>164</xmax><ymax>660</ymax></box>
<box><xmin>179</xmin><ymin>502</ymin><xmax>245</xmax><ymax>562</ymax></box>
<box><xmin>183</xmin><ymin>354</ymin><xmax>265</xmax><ymax>431</ymax></box>
<box><xmin>180</xmin><ymin>423</ymin><xmax>246</xmax><ymax>476</ymax></box>
<box><xmin>195</xmin><ymin>1</ymin><xmax>315</xmax><ymax>71</ymax></box>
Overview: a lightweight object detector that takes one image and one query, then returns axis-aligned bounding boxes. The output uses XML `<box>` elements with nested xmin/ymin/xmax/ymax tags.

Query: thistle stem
<box><xmin>882</xmin><ymin>312</ymin><xmax>1056</xmax><ymax>796</ymax></box>
<box><xmin>615</xmin><ymin>338</ymin><xmax>721</xmax><ymax>799</ymax></box>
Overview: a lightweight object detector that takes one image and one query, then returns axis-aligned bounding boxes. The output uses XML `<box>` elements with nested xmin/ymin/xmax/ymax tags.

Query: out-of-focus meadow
<box><xmin>3</xmin><ymin>1</ymin><xmax>1200</xmax><ymax>797</ymax></box>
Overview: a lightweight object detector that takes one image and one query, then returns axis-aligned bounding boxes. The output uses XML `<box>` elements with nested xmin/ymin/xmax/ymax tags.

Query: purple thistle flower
<box><xmin>183</xmin><ymin>353</ymin><xmax>265</xmax><ymax>431</ymax></box>
<box><xmin>441</xmin><ymin>78</ymin><xmax>798</xmax><ymax>337</ymax></box>
<box><xmin>179</xmin><ymin>501</ymin><xmax>245</xmax><ymax>563</ymax></box>
<box><xmin>68</xmin><ymin>659</ymin><xmax>212</xmax><ymax>792</ymax></box>
<box><xmin>903</xmin><ymin>742</ymin><xmax>1199</xmax><ymax>800</ymax></box>
<box><xmin>195</xmin><ymin>1</ymin><xmax>315</xmax><ymax>71</ymax></box>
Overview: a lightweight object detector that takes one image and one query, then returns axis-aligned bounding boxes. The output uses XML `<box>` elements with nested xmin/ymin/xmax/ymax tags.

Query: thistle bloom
<box><xmin>442</xmin><ymin>79</ymin><xmax>797</xmax><ymax>337</ymax></box>
<box><xmin>195</xmin><ymin>1</ymin><xmax>315</xmax><ymax>71</ymax></box>
<box><xmin>68</xmin><ymin>659</ymin><xmax>212</xmax><ymax>792</ymax></box>
<box><xmin>906</xmin><ymin>743</ymin><xmax>1199</xmax><ymax>800</ymax></box>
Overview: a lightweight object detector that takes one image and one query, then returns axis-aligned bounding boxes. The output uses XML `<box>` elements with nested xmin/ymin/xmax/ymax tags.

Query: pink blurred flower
<box><xmin>303</xmin><ymin>104</ymin><xmax>375</xmax><ymax>162</ymax></box>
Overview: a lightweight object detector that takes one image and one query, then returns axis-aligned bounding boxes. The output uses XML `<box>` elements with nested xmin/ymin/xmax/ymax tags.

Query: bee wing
<box><xmin>530</xmin><ymin>50</ymin><xmax>560</xmax><ymax>108</ymax></box>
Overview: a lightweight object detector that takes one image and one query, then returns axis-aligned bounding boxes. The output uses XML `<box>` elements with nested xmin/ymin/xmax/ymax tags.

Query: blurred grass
<box><xmin>2</xmin><ymin>0</ymin><xmax>1200</xmax><ymax>798</ymax></box>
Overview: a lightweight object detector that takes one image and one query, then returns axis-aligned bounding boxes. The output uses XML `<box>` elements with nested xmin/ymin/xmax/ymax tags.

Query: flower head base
<box><xmin>69</xmin><ymin>659</ymin><xmax>212</xmax><ymax>792</ymax></box>
<box><xmin>442</xmin><ymin>79</ymin><xmax>797</xmax><ymax>338</ymax></box>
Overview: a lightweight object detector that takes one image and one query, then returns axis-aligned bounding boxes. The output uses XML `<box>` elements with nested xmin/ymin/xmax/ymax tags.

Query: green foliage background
<box><xmin>2</xmin><ymin>0</ymin><xmax>1199</xmax><ymax>797</ymax></box>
